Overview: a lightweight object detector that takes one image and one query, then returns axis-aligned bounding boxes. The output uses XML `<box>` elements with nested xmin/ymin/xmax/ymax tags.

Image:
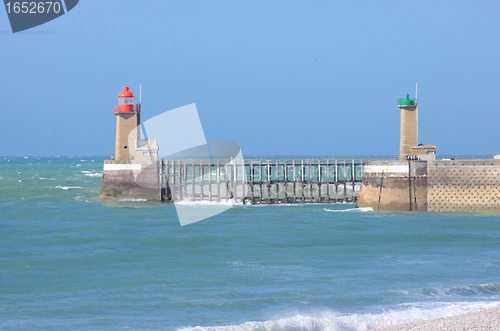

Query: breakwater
<box><xmin>357</xmin><ymin>159</ymin><xmax>500</xmax><ymax>212</ymax></box>
<box><xmin>99</xmin><ymin>158</ymin><xmax>500</xmax><ymax>211</ymax></box>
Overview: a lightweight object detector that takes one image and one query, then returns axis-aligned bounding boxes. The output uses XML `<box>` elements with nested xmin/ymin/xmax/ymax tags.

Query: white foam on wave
<box><xmin>394</xmin><ymin>283</ymin><xmax>500</xmax><ymax>298</ymax></box>
<box><xmin>175</xmin><ymin>199</ymin><xmax>243</xmax><ymax>206</ymax></box>
<box><xmin>55</xmin><ymin>186</ymin><xmax>83</xmax><ymax>190</ymax></box>
<box><xmin>118</xmin><ymin>199</ymin><xmax>147</xmax><ymax>201</ymax></box>
<box><xmin>81</xmin><ymin>170</ymin><xmax>103</xmax><ymax>177</ymax></box>
<box><xmin>39</xmin><ymin>178</ymin><xmax>55</xmax><ymax>180</ymax></box>
<box><xmin>176</xmin><ymin>301</ymin><xmax>500</xmax><ymax>331</ymax></box>
<box><xmin>324</xmin><ymin>207</ymin><xmax>374</xmax><ymax>213</ymax></box>
<box><xmin>245</xmin><ymin>202</ymin><xmax>356</xmax><ymax>208</ymax></box>
<box><xmin>248</xmin><ymin>202</ymin><xmax>307</xmax><ymax>207</ymax></box>
<box><xmin>85</xmin><ymin>173</ymin><xmax>102</xmax><ymax>177</ymax></box>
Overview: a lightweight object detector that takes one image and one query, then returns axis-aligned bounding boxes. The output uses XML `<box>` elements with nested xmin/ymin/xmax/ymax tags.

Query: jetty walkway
<box><xmin>161</xmin><ymin>159</ymin><xmax>364</xmax><ymax>204</ymax></box>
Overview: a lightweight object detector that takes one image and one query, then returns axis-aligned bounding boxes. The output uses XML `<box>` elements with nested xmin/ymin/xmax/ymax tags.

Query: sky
<box><xmin>1</xmin><ymin>0</ymin><xmax>500</xmax><ymax>157</ymax></box>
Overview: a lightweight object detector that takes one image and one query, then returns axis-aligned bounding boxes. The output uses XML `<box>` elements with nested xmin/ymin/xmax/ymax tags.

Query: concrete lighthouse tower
<box><xmin>114</xmin><ymin>87</ymin><xmax>140</xmax><ymax>161</ymax></box>
<box><xmin>397</xmin><ymin>94</ymin><xmax>418</xmax><ymax>160</ymax></box>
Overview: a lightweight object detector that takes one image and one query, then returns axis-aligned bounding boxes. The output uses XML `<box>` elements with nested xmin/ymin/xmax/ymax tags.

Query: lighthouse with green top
<box><xmin>397</xmin><ymin>93</ymin><xmax>418</xmax><ymax>160</ymax></box>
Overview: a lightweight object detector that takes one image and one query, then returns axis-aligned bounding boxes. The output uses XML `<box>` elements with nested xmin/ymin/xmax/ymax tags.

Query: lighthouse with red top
<box><xmin>99</xmin><ymin>86</ymin><xmax>160</xmax><ymax>201</ymax></box>
<box><xmin>114</xmin><ymin>87</ymin><xmax>141</xmax><ymax>161</ymax></box>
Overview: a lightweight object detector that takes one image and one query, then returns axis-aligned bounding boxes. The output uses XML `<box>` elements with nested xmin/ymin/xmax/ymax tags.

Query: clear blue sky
<box><xmin>1</xmin><ymin>1</ymin><xmax>499</xmax><ymax>157</ymax></box>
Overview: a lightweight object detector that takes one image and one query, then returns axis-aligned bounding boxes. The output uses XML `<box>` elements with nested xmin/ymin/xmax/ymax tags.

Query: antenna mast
<box><xmin>415</xmin><ymin>83</ymin><xmax>418</xmax><ymax>101</ymax></box>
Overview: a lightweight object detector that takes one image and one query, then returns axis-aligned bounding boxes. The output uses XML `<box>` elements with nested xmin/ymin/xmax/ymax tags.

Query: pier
<box><xmin>161</xmin><ymin>159</ymin><xmax>364</xmax><ymax>204</ymax></box>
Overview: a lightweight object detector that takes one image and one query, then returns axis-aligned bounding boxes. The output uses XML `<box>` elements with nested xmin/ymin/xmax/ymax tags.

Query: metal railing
<box><xmin>161</xmin><ymin>159</ymin><xmax>365</xmax><ymax>204</ymax></box>
<box><xmin>113</xmin><ymin>105</ymin><xmax>137</xmax><ymax>113</ymax></box>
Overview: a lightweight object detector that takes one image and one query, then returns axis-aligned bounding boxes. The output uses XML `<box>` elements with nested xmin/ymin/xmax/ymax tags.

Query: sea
<box><xmin>1</xmin><ymin>156</ymin><xmax>500</xmax><ymax>330</ymax></box>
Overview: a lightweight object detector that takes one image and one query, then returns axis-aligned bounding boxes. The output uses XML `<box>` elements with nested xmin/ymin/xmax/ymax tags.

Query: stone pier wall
<box><xmin>98</xmin><ymin>158</ymin><xmax>500</xmax><ymax>210</ymax></box>
<box><xmin>357</xmin><ymin>160</ymin><xmax>427</xmax><ymax>211</ymax></box>
<box><xmin>427</xmin><ymin>160</ymin><xmax>500</xmax><ymax>211</ymax></box>
<box><xmin>99</xmin><ymin>160</ymin><xmax>161</xmax><ymax>201</ymax></box>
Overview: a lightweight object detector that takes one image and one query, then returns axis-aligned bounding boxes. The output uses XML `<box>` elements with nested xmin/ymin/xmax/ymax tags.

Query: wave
<box><xmin>84</xmin><ymin>173</ymin><xmax>102</xmax><ymax>177</ymax></box>
<box><xmin>54</xmin><ymin>186</ymin><xmax>83</xmax><ymax>190</ymax></box>
<box><xmin>82</xmin><ymin>170</ymin><xmax>103</xmax><ymax>177</ymax></box>
<box><xmin>176</xmin><ymin>301</ymin><xmax>499</xmax><ymax>331</ymax></box>
<box><xmin>118</xmin><ymin>199</ymin><xmax>147</xmax><ymax>201</ymax></box>
<box><xmin>397</xmin><ymin>284</ymin><xmax>500</xmax><ymax>298</ymax></box>
<box><xmin>39</xmin><ymin>177</ymin><xmax>55</xmax><ymax>180</ymax></box>
<box><xmin>324</xmin><ymin>207</ymin><xmax>374</xmax><ymax>212</ymax></box>
<box><xmin>247</xmin><ymin>201</ymin><xmax>356</xmax><ymax>207</ymax></box>
<box><xmin>175</xmin><ymin>199</ymin><xmax>243</xmax><ymax>206</ymax></box>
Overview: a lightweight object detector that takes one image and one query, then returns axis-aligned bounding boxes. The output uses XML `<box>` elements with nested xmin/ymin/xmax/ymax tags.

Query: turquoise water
<box><xmin>1</xmin><ymin>157</ymin><xmax>500</xmax><ymax>330</ymax></box>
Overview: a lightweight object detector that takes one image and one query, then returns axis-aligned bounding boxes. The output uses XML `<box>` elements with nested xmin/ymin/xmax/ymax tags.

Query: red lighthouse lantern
<box><xmin>118</xmin><ymin>87</ymin><xmax>135</xmax><ymax>112</ymax></box>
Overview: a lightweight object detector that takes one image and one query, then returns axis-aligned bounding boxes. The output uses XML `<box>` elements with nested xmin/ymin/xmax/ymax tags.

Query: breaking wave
<box><xmin>324</xmin><ymin>207</ymin><xmax>374</xmax><ymax>213</ymax></box>
<box><xmin>176</xmin><ymin>301</ymin><xmax>499</xmax><ymax>331</ymax></box>
<box><xmin>55</xmin><ymin>186</ymin><xmax>83</xmax><ymax>190</ymax></box>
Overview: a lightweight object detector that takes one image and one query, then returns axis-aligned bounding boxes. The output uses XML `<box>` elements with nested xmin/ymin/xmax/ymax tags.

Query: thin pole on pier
<box><xmin>352</xmin><ymin>160</ymin><xmax>355</xmax><ymax>202</ymax></box>
<box><xmin>192</xmin><ymin>161</ymin><xmax>195</xmax><ymax>201</ymax></box>
<box><xmin>267</xmin><ymin>160</ymin><xmax>271</xmax><ymax>204</ymax></box>
<box><xmin>335</xmin><ymin>160</ymin><xmax>338</xmax><ymax>203</ymax></box>
<box><xmin>250</xmin><ymin>161</ymin><xmax>254</xmax><ymax>204</ymax></box>
<box><xmin>293</xmin><ymin>160</ymin><xmax>296</xmax><ymax>203</ymax></box>
<box><xmin>232</xmin><ymin>161</ymin><xmax>236</xmax><ymax>201</ymax></box>
<box><xmin>326</xmin><ymin>160</ymin><xmax>330</xmax><ymax>203</ymax></box>
<box><xmin>276</xmin><ymin>160</ymin><xmax>280</xmax><ymax>203</ymax></box>
<box><xmin>318</xmin><ymin>161</ymin><xmax>321</xmax><ymax>203</ymax></box>
<box><xmin>259</xmin><ymin>160</ymin><xmax>262</xmax><ymax>203</ymax></box>
<box><xmin>312</xmin><ymin>161</ymin><xmax>316</xmax><ymax>202</ymax></box>
<box><xmin>179</xmin><ymin>161</ymin><xmax>183</xmax><ymax>201</ymax></box>
<box><xmin>284</xmin><ymin>160</ymin><xmax>288</xmax><ymax>203</ymax></box>
<box><xmin>201</xmin><ymin>161</ymin><xmax>205</xmax><ymax>201</ymax></box>
<box><xmin>172</xmin><ymin>161</ymin><xmax>176</xmax><ymax>201</ymax></box>
<box><xmin>158</xmin><ymin>161</ymin><xmax>162</xmax><ymax>201</ymax></box>
<box><xmin>309</xmin><ymin>161</ymin><xmax>313</xmax><ymax>203</ymax></box>
<box><xmin>377</xmin><ymin>170</ymin><xmax>384</xmax><ymax>211</ymax></box>
<box><xmin>413</xmin><ymin>174</ymin><xmax>418</xmax><ymax>211</ymax></box>
<box><xmin>181</xmin><ymin>161</ymin><xmax>185</xmax><ymax>201</ymax></box>
<box><xmin>217</xmin><ymin>160</ymin><xmax>221</xmax><ymax>202</ymax></box>
<box><xmin>225</xmin><ymin>162</ymin><xmax>229</xmax><ymax>202</ymax></box>
<box><xmin>408</xmin><ymin>160</ymin><xmax>412</xmax><ymax>211</ymax></box>
<box><xmin>301</xmin><ymin>160</ymin><xmax>305</xmax><ymax>203</ymax></box>
<box><xmin>343</xmin><ymin>160</ymin><xmax>347</xmax><ymax>203</ymax></box>
<box><xmin>208</xmin><ymin>160</ymin><xmax>212</xmax><ymax>201</ymax></box>
<box><xmin>174</xmin><ymin>161</ymin><xmax>178</xmax><ymax>201</ymax></box>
